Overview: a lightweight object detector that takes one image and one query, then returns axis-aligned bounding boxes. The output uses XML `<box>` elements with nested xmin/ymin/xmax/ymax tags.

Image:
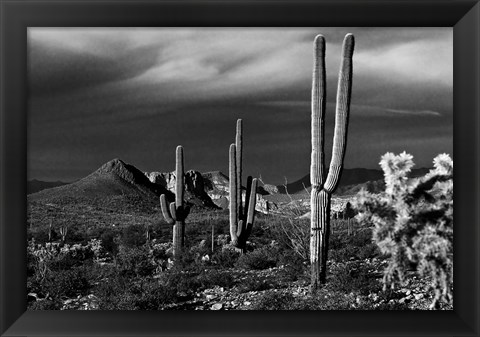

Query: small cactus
<box><xmin>310</xmin><ymin>34</ymin><xmax>355</xmax><ymax>290</ymax></box>
<box><xmin>145</xmin><ymin>226</ymin><xmax>151</xmax><ymax>245</ymax></box>
<box><xmin>160</xmin><ymin>145</ymin><xmax>190</xmax><ymax>259</ymax></box>
<box><xmin>48</xmin><ymin>220</ymin><xmax>53</xmax><ymax>242</ymax></box>
<box><xmin>59</xmin><ymin>225</ymin><xmax>68</xmax><ymax>243</ymax></box>
<box><xmin>229</xmin><ymin>120</ymin><xmax>258</xmax><ymax>253</ymax></box>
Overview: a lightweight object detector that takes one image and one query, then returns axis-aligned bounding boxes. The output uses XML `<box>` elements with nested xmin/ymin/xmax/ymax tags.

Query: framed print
<box><xmin>1</xmin><ymin>0</ymin><xmax>479</xmax><ymax>336</ymax></box>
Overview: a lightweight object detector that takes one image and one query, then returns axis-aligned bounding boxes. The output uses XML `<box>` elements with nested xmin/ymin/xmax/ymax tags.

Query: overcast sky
<box><xmin>27</xmin><ymin>27</ymin><xmax>452</xmax><ymax>184</ymax></box>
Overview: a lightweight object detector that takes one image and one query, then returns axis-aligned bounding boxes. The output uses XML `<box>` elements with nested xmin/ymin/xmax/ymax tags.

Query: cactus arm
<box><xmin>242</xmin><ymin>176</ymin><xmax>253</xmax><ymax>221</ymax></box>
<box><xmin>175</xmin><ymin>145</ymin><xmax>184</xmax><ymax>207</ymax></box>
<box><xmin>236</xmin><ymin>220</ymin><xmax>245</xmax><ymax>238</ymax></box>
<box><xmin>244</xmin><ymin>178</ymin><xmax>258</xmax><ymax>236</ymax></box>
<box><xmin>236</xmin><ymin>119</ymin><xmax>243</xmax><ymax>216</ymax></box>
<box><xmin>324</xmin><ymin>34</ymin><xmax>354</xmax><ymax>193</ymax></box>
<box><xmin>229</xmin><ymin>143</ymin><xmax>239</xmax><ymax>245</ymax></box>
<box><xmin>160</xmin><ymin>194</ymin><xmax>175</xmax><ymax>225</ymax></box>
<box><xmin>170</xmin><ymin>202</ymin><xmax>178</xmax><ymax>221</ymax></box>
<box><xmin>311</xmin><ymin>34</ymin><xmax>327</xmax><ymax>189</ymax></box>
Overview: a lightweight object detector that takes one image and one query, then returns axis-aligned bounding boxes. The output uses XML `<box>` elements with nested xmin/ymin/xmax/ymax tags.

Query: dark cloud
<box><xmin>27</xmin><ymin>28</ymin><xmax>453</xmax><ymax>184</ymax></box>
<box><xmin>28</xmin><ymin>38</ymin><xmax>161</xmax><ymax>96</ymax></box>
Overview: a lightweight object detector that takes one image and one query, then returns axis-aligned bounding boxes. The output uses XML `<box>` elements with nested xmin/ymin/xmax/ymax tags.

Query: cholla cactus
<box><xmin>229</xmin><ymin>119</ymin><xmax>258</xmax><ymax>253</ymax></box>
<box><xmin>354</xmin><ymin>152</ymin><xmax>453</xmax><ymax>309</ymax></box>
<box><xmin>310</xmin><ymin>34</ymin><xmax>355</xmax><ymax>290</ymax></box>
<box><xmin>160</xmin><ymin>145</ymin><xmax>190</xmax><ymax>259</ymax></box>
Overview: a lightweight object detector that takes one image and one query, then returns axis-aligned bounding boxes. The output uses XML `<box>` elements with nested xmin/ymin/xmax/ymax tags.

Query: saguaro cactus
<box><xmin>160</xmin><ymin>145</ymin><xmax>190</xmax><ymax>259</ymax></box>
<box><xmin>310</xmin><ymin>34</ymin><xmax>354</xmax><ymax>290</ymax></box>
<box><xmin>229</xmin><ymin>120</ymin><xmax>258</xmax><ymax>253</ymax></box>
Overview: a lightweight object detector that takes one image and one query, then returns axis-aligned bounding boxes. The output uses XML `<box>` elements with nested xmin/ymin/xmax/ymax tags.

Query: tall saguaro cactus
<box><xmin>310</xmin><ymin>34</ymin><xmax>355</xmax><ymax>290</ymax></box>
<box><xmin>160</xmin><ymin>145</ymin><xmax>190</xmax><ymax>259</ymax></box>
<box><xmin>229</xmin><ymin>120</ymin><xmax>258</xmax><ymax>253</ymax></box>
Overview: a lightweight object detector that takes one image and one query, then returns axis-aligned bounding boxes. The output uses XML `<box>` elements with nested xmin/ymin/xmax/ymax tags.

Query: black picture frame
<box><xmin>1</xmin><ymin>0</ymin><xmax>479</xmax><ymax>336</ymax></box>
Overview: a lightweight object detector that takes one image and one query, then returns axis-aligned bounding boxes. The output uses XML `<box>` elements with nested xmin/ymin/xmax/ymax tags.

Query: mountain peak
<box><xmin>98</xmin><ymin>158</ymin><xmax>127</xmax><ymax>172</ymax></box>
<box><xmin>93</xmin><ymin>158</ymin><xmax>153</xmax><ymax>188</ymax></box>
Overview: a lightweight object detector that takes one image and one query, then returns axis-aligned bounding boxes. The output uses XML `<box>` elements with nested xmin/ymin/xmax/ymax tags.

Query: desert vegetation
<box><xmin>27</xmin><ymin>187</ymin><xmax>451</xmax><ymax>310</ymax></box>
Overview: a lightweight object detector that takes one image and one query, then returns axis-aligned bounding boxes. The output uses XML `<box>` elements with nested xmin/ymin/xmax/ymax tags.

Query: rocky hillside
<box><xmin>29</xmin><ymin>158</ymin><xmax>170</xmax><ymax>203</ymax></box>
<box><xmin>145</xmin><ymin>169</ymin><xmax>218</xmax><ymax>208</ymax></box>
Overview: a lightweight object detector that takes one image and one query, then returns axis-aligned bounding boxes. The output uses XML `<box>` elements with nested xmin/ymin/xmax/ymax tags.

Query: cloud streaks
<box><xmin>27</xmin><ymin>27</ymin><xmax>453</xmax><ymax>183</ymax></box>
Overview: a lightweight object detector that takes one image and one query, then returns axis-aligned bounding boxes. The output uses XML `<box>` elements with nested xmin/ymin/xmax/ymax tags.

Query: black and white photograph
<box><xmin>26</xmin><ymin>27</ymin><xmax>453</xmax><ymax>311</ymax></box>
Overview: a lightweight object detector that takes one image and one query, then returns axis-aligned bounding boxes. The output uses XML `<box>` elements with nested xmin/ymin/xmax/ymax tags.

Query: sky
<box><xmin>27</xmin><ymin>27</ymin><xmax>453</xmax><ymax>184</ymax></box>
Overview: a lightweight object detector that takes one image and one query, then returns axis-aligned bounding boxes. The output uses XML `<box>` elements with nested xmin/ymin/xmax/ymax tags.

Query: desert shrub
<box><xmin>328</xmin><ymin>262</ymin><xmax>382</xmax><ymax>296</ymax></box>
<box><xmin>277</xmin><ymin>253</ymin><xmax>307</xmax><ymax>282</ymax></box>
<box><xmin>99</xmin><ymin>229</ymin><xmax>119</xmax><ymax>257</ymax></box>
<box><xmin>188</xmin><ymin>239</ymin><xmax>213</xmax><ymax>263</ymax></box>
<box><xmin>184</xmin><ymin>222</ymin><xmax>205</xmax><ymax>244</ymax></box>
<box><xmin>194</xmin><ymin>269</ymin><xmax>235</xmax><ymax>290</ymax></box>
<box><xmin>40</xmin><ymin>267</ymin><xmax>91</xmax><ymax>299</ymax></box>
<box><xmin>270</xmin><ymin>217</ymin><xmax>310</xmax><ymax>260</ymax></box>
<box><xmin>116</xmin><ymin>241</ymin><xmax>172</xmax><ymax>277</ymax></box>
<box><xmin>212</xmin><ymin>248</ymin><xmax>239</xmax><ymax>268</ymax></box>
<box><xmin>329</xmin><ymin>245</ymin><xmax>360</xmax><ymax>262</ymax></box>
<box><xmin>171</xmin><ymin>248</ymin><xmax>203</xmax><ymax>272</ymax></box>
<box><xmin>116</xmin><ymin>245</ymin><xmax>157</xmax><ymax>277</ymax></box>
<box><xmin>120</xmin><ymin>224</ymin><xmax>147</xmax><ymax>248</ymax></box>
<box><xmin>158</xmin><ymin>270</ymin><xmax>201</xmax><ymax>295</ymax></box>
<box><xmin>357</xmin><ymin>243</ymin><xmax>381</xmax><ymax>260</ymax></box>
<box><xmin>246</xmin><ymin>217</ymin><xmax>272</xmax><ymax>246</ymax></box>
<box><xmin>329</xmin><ymin>243</ymin><xmax>380</xmax><ymax>263</ymax></box>
<box><xmin>128</xmin><ymin>279</ymin><xmax>177</xmax><ymax>310</ymax></box>
<box><xmin>63</xmin><ymin>224</ymin><xmax>89</xmax><ymax>244</ymax></box>
<box><xmin>349</xmin><ymin>228</ymin><xmax>373</xmax><ymax>247</ymax></box>
<box><xmin>251</xmin><ymin>292</ymin><xmax>296</xmax><ymax>310</ymax></box>
<box><xmin>95</xmin><ymin>275</ymin><xmax>135</xmax><ymax>310</ymax></box>
<box><xmin>236</xmin><ymin>245</ymin><xmax>278</xmax><ymax>270</ymax></box>
<box><xmin>28</xmin><ymin>227</ymin><xmax>51</xmax><ymax>244</ymax></box>
<box><xmin>96</xmin><ymin>276</ymin><xmax>177</xmax><ymax>310</ymax></box>
<box><xmin>149</xmin><ymin>268</ymin><xmax>235</xmax><ymax>300</ymax></box>
<box><xmin>328</xmin><ymin>226</ymin><xmax>381</xmax><ymax>263</ymax></box>
<box><xmin>354</xmin><ymin>152</ymin><xmax>453</xmax><ymax>309</ymax></box>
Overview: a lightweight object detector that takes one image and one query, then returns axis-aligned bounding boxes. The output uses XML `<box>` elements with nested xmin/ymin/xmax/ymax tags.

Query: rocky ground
<box><xmin>56</xmin><ymin>258</ymin><xmax>445</xmax><ymax>311</ymax></box>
